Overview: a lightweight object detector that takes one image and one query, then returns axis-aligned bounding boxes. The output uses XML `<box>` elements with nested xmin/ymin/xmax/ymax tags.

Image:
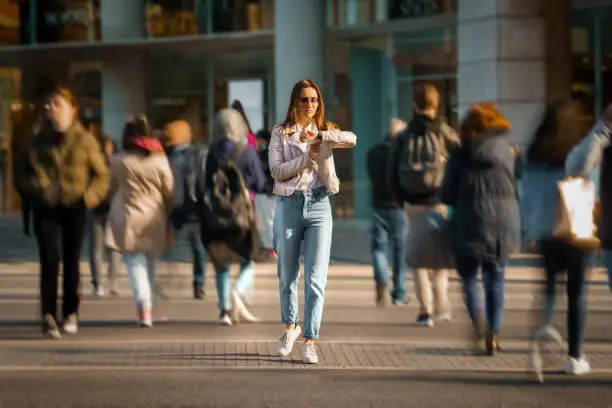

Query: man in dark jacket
<box><xmin>368</xmin><ymin>119</ymin><xmax>409</xmax><ymax>307</ymax></box>
<box><xmin>164</xmin><ymin>120</ymin><xmax>209</xmax><ymax>299</ymax></box>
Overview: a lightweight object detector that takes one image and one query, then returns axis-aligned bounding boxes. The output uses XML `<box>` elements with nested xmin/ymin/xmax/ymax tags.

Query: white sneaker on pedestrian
<box><xmin>218</xmin><ymin>311</ymin><xmax>232</xmax><ymax>326</ymax></box>
<box><xmin>565</xmin><ymin>356</ymin><xmax>591</xmax><ymax>375</ymax></box>
<box><xmin>276</xmin><ymin>325</ymin><xmax>301</xmax><ymax>357</ymax></box>
<box><xmin>92</xmin><ymin>285</ymin><xmax>104</xmax><ymax>297</ymax></box>
<box><xmin>302</xmin><ymin>342</ymin><xmax>319</xmax><ymax>364</ymax></box>
<box><xmin>63</xmin><ymin>314</ymin><xmax>78</xmax><ymax>335</ymax></box>
<box><xmin>413</xmin><ymin>313</ymin><xmax>434</xmax><ymax>327</ymax></box>
<box><xmin>530</xmin><ymin>341</ymin><xmax>544</xmax><ymax>383</ymax></box>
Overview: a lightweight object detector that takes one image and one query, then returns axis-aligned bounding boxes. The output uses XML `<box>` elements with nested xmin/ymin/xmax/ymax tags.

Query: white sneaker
<box><xmin>63</xmin><ymin>314</ymin><xmax>78</xmax><ymax>335</ymax></box>
<box><xmin>302</xmin><ymin>342</ymin><xmax>319</xmax><ymax>364</ymax></box>
<box><xmin>218</xmin><ymin>311</ymin><xmax>232</xmax><ymax>326</ymax></box>
<box><xmin>530</xmin><ymin>341</ymin><xmax>544</xmax><ymax>383</ymax></box>
<box><xmin>92</xmin><ymin>285</ymin><xmax>104</xmax><ymax>297</ymax></box>
<box><xmin>565</xmin><ymin>356</ymin><xmax>591</xmax><ymax>375</ymax></box>
<box><xmin>276</xmin><ymin>325</ymin><xmax>301</xmax><ymax>357</ymax></box>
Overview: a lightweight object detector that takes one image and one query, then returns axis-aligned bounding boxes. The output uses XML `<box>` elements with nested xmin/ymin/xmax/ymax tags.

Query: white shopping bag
<box><xmin>552</xmin><ymin>178</ymin><xmax>600</xmax><ymax>250</ymax></box>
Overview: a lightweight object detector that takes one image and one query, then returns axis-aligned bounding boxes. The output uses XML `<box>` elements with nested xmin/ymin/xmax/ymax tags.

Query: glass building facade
<box><xmin>0</xmin><ymin>0</ymin><xmax>607</xmax><ymax>218</ymax></box>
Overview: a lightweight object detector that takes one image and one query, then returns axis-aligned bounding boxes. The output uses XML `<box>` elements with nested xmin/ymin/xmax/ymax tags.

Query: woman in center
<box><xmin>269</xmin><ymin>79</ymin><xmax>357</xmax><ymax>364</ymax></box>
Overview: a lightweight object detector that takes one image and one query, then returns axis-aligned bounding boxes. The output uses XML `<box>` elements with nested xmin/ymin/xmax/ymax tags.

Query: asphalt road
<box><xmin>1</xmin><ymin>370</ymin><xmax>612</xmax><ymax>408</ymax></box>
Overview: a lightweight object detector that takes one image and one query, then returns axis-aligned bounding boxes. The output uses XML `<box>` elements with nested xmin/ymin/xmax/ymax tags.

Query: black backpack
<box><xmin>202</xmin><ymin>143</ymin><xmax>253</xmax><ymax>241</ymax></box>
<box><xmin>396</xmin><ymin>120</ymin><xmax>449</xmax><ymax>196</ymax></box>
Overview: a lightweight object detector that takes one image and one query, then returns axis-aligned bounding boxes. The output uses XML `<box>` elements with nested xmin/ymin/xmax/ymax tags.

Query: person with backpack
<box><xmin>163</xmin><ymin>120</ymin><xmax>209</xmax><ymax>300</ymax></box>
<box><xmin>269</xmin><ymin>79</ymin><xmax>357</xmax><ymax>364</ymax></box>
<box><xmin>392</xmin><ymin>84</ymin><xmax>460</xmax><ymax>327</ymax></box>
<box><xmin>200</xmin><ymin>108</ymin><xmax>266</xmax><ymax>326</ymax></box>
<box><xmin>106</xmin><ymin>116</ymin><xmax>174</xmax><ymax>328</ymax></box>
<box><xmin>440</xmin><ymin>102</ymin><xmax>521</xmax><ymax>355</ymax></box>
<box><xmin>368</xmin><ymin>118</ymin><xmax>409</xmax><ymax>306</ymax></box>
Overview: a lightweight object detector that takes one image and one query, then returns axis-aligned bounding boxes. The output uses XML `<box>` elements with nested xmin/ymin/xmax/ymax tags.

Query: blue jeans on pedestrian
<box><xmin>602</xmin><ymin>250</ymin><xmax>612</xmax><ymax>289</ymax></box>
<box><xmin>371</xmin><ymin>207</ymin><xmax>408</xmax><ymax>302</ymax></box>
<box><xmin>273</xmin><ymin>187</ymin><xmax>333</xmax><ymax>340</ymax></box>
<box><xmin>456</xmin><ymin>256</ymin><xmax>507</xmax><ymax>333</ymax></box>
<box><xmin>215</xmin><ymin>261</ymin><xmax>254</xmax><ymax>311</ymax></box>
<box><xmin>166</xmin><ymin>223</ymin><xmax>207</xmax><ymax>286</ymax></box>
<box><xmin>186</xmin><ymin>224</ymin><xmax>208</xmax><ymax>286</ymax></box>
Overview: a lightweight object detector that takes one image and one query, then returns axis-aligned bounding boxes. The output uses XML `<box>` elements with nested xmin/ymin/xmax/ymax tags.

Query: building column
<box><xmin>350</xmin><ymin>37</ymin><xmax>396</xmax><ymax>220</ymax></box>
<box><xmin>274</xmin><ymin>0</ymin><xmax>325</xmax><ymax>122</ymax></box>
<box><xmin>457</xmin><ymin>0</ymin><xmax>571</xmax><ymax>150</ymax></box>
<box><xmin>100</xmin><ymin>0</ymin><xmax>146</xmax><ymax>140</ymax></box>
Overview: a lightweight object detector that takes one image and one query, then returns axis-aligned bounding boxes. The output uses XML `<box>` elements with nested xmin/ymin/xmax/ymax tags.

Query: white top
<box><xmin>294</xmin><ymin>122</ymin><xmax>323</xmax><ymax>191</ymax></box>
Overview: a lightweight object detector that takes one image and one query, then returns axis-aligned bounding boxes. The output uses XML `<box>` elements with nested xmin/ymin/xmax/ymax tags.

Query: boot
<box><xmin>231</xmin><ymin>290</ymin><xmax>259</xmax><ymax>324</ymax></box>
<box><xmin>375</xmin><ymin>283</ymin><xmax>388</xmax><ymax>307</ymax></box>
<box><xmin>472</xmin><ymin>317</ymin><xmax>485</xmax><ymax>348</ymax></box>
<box><xmin>486</xmin><ymin>327</ymin><xmax>501</xmax><ymax>356</ymax></box>
<box><xmin>193</xmin><ymin>282</ymin><xmax>204</xmax><ymax>300</ymax></box>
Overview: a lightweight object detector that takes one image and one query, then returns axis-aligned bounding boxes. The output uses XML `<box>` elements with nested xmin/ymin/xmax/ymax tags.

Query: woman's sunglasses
<box><xmin>298</xmin><ymin>97</ymin><xmax>319</xmax><ymax>104</ymax></box>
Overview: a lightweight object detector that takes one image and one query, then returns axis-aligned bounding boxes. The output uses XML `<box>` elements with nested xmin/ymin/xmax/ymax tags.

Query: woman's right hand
<box><xmin>308</xmin><ymin>140</ymin><xmax>321</xmax><ymax>160</ymax></box>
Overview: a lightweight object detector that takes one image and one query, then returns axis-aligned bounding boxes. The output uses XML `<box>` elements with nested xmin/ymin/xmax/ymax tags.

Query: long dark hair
<box><xmin>230</xmin><ymin>100</ymin><xmax>253</xmax><ymax>134</ymax></box>
<box><xmin>527</xmin><ymin>99</ymin><xmax>593</xmax><ymax>167</ymax></box>
<box><xmin>122</xmin><ymin>116</ymin><xmax>156</xmax><ymax>155</ymax></box>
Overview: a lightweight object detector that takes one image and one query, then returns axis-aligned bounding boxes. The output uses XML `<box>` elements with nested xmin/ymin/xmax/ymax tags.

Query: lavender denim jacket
<box><xmin>268</xmin><ymin>124</ymin><xmax>357</xmax><ymax>196</ymax></box>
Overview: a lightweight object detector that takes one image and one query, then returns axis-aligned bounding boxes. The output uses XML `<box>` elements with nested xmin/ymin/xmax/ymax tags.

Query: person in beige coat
<box><xmin>106</xmin><ymin>116</ymin><xmax>174</xmax><ymax>327</ymax></box>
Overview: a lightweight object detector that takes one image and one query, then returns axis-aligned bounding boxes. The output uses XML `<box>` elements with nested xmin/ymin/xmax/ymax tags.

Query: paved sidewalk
<box><xmin>1</xmin><ymin>338</ymin><xmax>611</xmax><ymax>374</ymax></box>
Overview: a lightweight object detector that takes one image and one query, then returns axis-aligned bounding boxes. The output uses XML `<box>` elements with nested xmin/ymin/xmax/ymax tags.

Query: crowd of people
<box><xmin>12</xmin><ymin>77</ymin><xmax>612</xmax><ymax>370</ymax></box>
<box><xmin>367</xmin><ymin>84</ymin><xmax>612</xmax><ymax>377</ymax></box>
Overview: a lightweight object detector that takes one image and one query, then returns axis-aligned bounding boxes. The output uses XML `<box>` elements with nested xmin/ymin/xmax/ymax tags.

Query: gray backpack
<box><xmin>397</xmin><ymin>120</ymin><xmax>449</xmax><ymax>195</ymax></box>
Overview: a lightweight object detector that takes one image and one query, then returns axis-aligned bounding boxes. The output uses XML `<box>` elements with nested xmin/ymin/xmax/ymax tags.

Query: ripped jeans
<box><xmin>273</xmin><ymin>187</ymin><xmax>333</xmax><ymax>339</ymax></box>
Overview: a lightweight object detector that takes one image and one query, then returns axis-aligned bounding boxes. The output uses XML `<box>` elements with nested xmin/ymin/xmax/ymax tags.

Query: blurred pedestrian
<box><xmin>537</xmin><ymin>101</ymin><xmax>612</xmax><ymax>375</ymax></box>
<box><xmin>391</xmin><ymin>84</ymin><xmax>460</xmax><ymax>325</ymax></box>
<box><xmin>200</xmin><ymin>109</ymin><xmax>266</xmax><ymax>325</ymax></box>
<box><xmin>17</xmin><ymin>85</ymin><xmax>109</xmax><ymax>339</ymax></box>
<box><xmin>254</xmin><ymin>128</ymin><xmax>277</xmax><ymax>261</ymax></box>
<box><xmin>87</xmin><ymin>129</ymin><xmax>122</xmax><ymax>297</ymax></box>
<box><xmin>368</xmin><ymin>118</ymin><xmax>409</xmax><ymax>307</ymax></box>
<box><xmin>441</xmin><ymin>102</ymin><xmax>520</xmax><ymax>355</ymax></box>
<box><xmin>106</xmin><ymin>116</ymin><xmax>174</xmax><ymax>327</ymax></box>
<box><xmin>163</xmin><ymin>120</ymin><xmax>209</xmax><ymax>299</ymax></box>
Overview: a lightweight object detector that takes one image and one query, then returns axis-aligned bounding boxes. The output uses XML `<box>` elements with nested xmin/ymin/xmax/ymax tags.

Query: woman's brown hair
<box><xmin>459</xmin><ymin>102</ymin><xmax>511</xmax><ymax>144</ymax></box>
<box><xmin>527</xmin><ymin>99</ymin><xmax>593</xmax><ymax>167</ymax></box>
<box><xmin>283</xmin><ymin>79</ymin><xmax>336</xmax><ymax>130</ymax></box>
<box><xmin>44</xmin><ymin>85</ymin><xmax>79</xmax><ymax>111</ymax></box>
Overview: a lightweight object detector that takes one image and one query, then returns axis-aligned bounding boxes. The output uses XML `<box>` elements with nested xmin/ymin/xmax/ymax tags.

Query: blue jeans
<box><xmin>457</xmin><ymin>256</ymin><xmax>507</xmax><ymax>333</ymax></box>
<box><xmin>602</xmin><ymin>250</ymin><xmax>612</xmax><ymax>288</ymax></box>
<box><xmin>274</xmin><ymin>188</ymin><xmax>333</xmax><ymax>340</ymax></box>
<box><xmin>371</xmin><ymin>207</ymin><xmax>408</xmax><ymax>302</ymax></box>
<box><xmin>215</xmin><ymin>261</ymin><xmax>254</xmax><ymax>311</ymax></box>
<box><xmin>167</xmin><ymin>223</ymin><xmax>207</xmax><ymax>286</ymax></box>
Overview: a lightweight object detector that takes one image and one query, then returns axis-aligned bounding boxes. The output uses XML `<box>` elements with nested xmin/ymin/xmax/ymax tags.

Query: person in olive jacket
<box><xmin>17</xmin><ymin>85</ymin><xmax>109</xmax><ymax>339</ymax></box>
